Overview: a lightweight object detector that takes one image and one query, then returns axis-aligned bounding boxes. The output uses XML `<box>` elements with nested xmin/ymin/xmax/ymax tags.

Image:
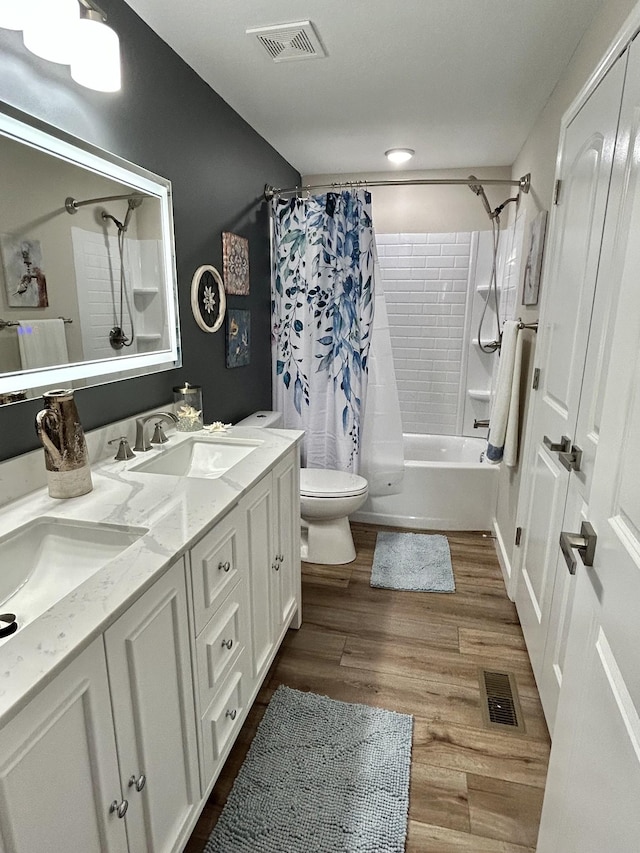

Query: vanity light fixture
<box><xmin>385</xmin><ymin>148</ymin><xmax>415</xmax><ymax>164</ymax></box>
<box><xmin>22</xmin><ymin>0</ymin><xmax>80</xmax><ymax>65</ymax></box>
<box><xmin>71</xmin><ymin>6</ymin><xmax>121</xmax><ymax>92</ymax></box>
<box><xmin>0</xmin><ymin>0</ymin><xmax>27</xmax><ymax>30</ymax></box>
<box><xmin>0</xmin><ymin>0</ymin><xmax>121</xmax><ymax>92</ymax></box>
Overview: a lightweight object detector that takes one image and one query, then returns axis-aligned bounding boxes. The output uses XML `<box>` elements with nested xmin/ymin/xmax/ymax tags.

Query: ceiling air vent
<box><xmin>246</xmin><ymin>21</ymin><xmax>326</xmax><ymax>63</ymax></box>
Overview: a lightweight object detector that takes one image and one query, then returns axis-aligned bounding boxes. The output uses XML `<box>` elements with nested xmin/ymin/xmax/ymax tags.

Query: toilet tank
<box><xmin>235</xmin><ymin>411</ymin><xmax>284</xmax><ymax>428</ymax></box>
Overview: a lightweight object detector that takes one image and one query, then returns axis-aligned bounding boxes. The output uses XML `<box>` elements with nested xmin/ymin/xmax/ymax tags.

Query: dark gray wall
<box><xmin>0</xmin><ymin>0</ymin><xmax>299</xmax><ymax>461</ymax></box>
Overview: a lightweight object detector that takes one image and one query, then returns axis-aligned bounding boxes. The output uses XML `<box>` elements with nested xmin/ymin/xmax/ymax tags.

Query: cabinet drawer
<box><xmin>190</xmin><ymin>508</ymin><xmax>247</xmax><ymax>634</ymax></box>
<box><xmin>200</xmin><ymin>653</ymin><xmax>247</xmax><ymax>788</ymax></box>
<box><xmin>195</xmin><ymin>584</ymin><xmax>248</xmax><ymax>711</ymax></box>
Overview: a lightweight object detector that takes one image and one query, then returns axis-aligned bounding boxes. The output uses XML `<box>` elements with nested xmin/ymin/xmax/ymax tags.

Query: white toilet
<box><xmin>235</xmin><ymin>411</ymin><xmax>369</xmax><ymax>565</ymax></box>
<box><xmin>299</xmin><ymin>468</ymin><xmax>368</xmax><ymax>564</ymax></box>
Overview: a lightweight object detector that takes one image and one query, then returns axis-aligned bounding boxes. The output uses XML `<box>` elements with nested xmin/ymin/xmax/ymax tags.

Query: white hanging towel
<box><xmin>486</xmin><ymin>320</ymin><xmax>521</xmax><ymax>465</ymax></box>
<box><xmin>17</xmin><ymin>319</ymin><xmax>69</xmax><ymax>370</ymax></box>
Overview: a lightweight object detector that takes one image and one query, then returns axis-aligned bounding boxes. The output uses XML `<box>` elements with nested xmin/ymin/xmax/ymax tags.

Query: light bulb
<box><xmin>385</xmin><ymin>148</ymin><xmax>415</xmax><ymax>164</ymax></box>
<box><xmin>0</xmin><ymin>0</ymin><xmax>27</xmax><ymax>30</ymax></box>
<box><xmin>71</xmin><ymin>14</ymin><xmax>121</xmax><ymax>92</ymax></box>
<box><xmin>23</xmin><ymin>0</ymin><xmax>79</xmax><ymax>65</ymax></box>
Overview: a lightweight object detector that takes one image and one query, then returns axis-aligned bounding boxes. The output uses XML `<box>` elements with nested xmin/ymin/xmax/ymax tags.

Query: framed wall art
<box><xmin>190</xmin><ymin>264</ymin><xmax>226</xmax><ymax>333</ymax></box>
<box><xmin>226</xmin><ymin>308</ymin><xmax>250</xmax><ymax>368</ymax></box>
<box><xmin>222</xmin><ymin>231</ymin><xmax>250</xmax><ymax>295</ymax></box>
<box><xmin>1</xmin><ymin>235</ymin><xmax>49</xmax><ymax>308</ymax></box>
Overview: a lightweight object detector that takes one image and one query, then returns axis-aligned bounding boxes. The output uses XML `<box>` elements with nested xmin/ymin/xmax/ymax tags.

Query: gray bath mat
<box><xmin>371</xmin><ymin>531</ymin><xmax>455</xmax><ymax>592</ymax></box>
<box><xmin>204</xmin><ymin>685</ymin><xmax>413</xmax><ymax>853</ymax></box>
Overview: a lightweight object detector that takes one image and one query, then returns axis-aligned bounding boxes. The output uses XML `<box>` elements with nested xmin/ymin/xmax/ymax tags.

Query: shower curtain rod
<box><xmin>264</xmin><ymin>173</ymin><xmax>531</xmax><ymax>200</ymax></box>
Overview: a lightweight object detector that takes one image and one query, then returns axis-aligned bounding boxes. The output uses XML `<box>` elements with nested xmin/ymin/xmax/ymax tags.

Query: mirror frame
<box><xmin>0</xmin><ymin>101</ymin><xmax>181</xmax><ymax>398</ymax></box>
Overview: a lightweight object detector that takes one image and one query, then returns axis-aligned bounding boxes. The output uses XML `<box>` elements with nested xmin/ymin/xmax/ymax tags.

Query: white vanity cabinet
<box><xmin>245</xmin><ymin>451</ymin><xmax>301</xmax><ymax>687</ymax></box>
<box><xmin>0</xmin><ymin>558</ymin><xmax>198</xmax><ymax>853</ymax></box>
<box><xmin>188</xmin><ymin>506</ymin><xmax>252</xmax><ymax>792</ymax></box>
<box><xmin>0</xmin><ymin>639</ymin><xmax>128</xmax><ymax>853</ymax></box>
<box><xmin>104</xmin><ymin>557</ymin><xmax>199</xmax><ymax>853</ymax></box>
<box><xmin>0</xmin><ymin>435</ymin><xmax>302</xmax><ymax>852</ymax></box>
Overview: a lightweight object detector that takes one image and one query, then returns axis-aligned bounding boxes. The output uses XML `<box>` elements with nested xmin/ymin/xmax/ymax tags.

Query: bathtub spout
<box><xmin>474</xmin><ymin>419</ymin><xmax>490</xmax><ymax>429</ymax></box>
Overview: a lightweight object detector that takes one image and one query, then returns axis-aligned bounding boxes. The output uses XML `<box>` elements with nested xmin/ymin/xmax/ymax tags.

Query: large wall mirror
<box><xmin>0</xmin><ymin>102</ymin><xmax>181</xmax><ymax>405</ymax></box>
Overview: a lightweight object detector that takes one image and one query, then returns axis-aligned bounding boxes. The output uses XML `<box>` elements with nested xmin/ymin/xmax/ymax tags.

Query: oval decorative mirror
<box><xmin>190</xmin><ymin>264</ymin><xmax>226</xmax><ymax>333</ymax></box>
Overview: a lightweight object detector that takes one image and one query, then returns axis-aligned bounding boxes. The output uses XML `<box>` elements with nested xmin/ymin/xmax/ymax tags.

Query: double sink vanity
<box><xmin>0</xmin><ymin>416</ymin><xmax>302</xmax><ymax>853</ymax></box>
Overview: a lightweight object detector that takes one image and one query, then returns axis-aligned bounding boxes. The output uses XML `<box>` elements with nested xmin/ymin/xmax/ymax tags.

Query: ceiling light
<box><xmin>23</xmin><ymin>0</ymin><xmax>79</xmax><ymax>65</ymax></box>
<box><xmin>0</xmin><ymin>0</ymin><xmax>27</xmax><ymax>30</ymax></box>
<box><xmin>70</xmin><ymin>9</ymin><xmax>121</xmax><ymax>92</ymax></box>
<box><xmin>385</xmin><ymin>148</ymin><xmax>415</xmax><ymax>164</ymax></box>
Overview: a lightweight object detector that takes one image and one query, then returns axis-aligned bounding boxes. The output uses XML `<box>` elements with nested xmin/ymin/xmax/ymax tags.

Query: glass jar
<box><xmin>173</xmin><ymin>383</ymin><xmax>203</xmax><ymax>432</ymax></box>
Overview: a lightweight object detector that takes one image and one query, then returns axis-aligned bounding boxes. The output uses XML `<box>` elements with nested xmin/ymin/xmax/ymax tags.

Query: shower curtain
<box><xmin>271</xmin><ymin>190</ymin><xmax>404</xmax><ymax>490</ymax></box>
<box><xmin>359</xmin><ymin>246</ymin><xmax>405</xmax><ymax>495</ymax></box>
<box><xmin>271</xmin><ymin>190</ymin><xmax>374</xmax><ymax>471</ymax></box>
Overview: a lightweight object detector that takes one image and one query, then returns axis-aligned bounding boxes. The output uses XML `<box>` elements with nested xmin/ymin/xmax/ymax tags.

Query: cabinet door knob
<box><xmin>218</xmin><ymin>560</ymin><xmax>231</xmax><ymax>572</ymax></box>
<box><xmin>226</xmin><ymin>708</ymin><xmax>237</xmax><ymax>720</ymax></box>
<box><xmin>277</xmin><ymin>553</ymin><xmax>284</xmax><ymax>562</ymax></box>
<box><xmin>273</xmin><ymin>562</ymin><xmax>280</xmax><ymax>572</ymax></box>
<box><xmin>221</xmin><ymin>638</ymin><xmax>233</xmax><ymax>650</ymax></box>
<box><xmin>110</xmin><ymin>798</ymin><xmax>128</xmax><ymax>819</ymax></box>
<box><xmin>128</xmin><ymin>773</ymin><xmax>146</xmax><ymax>792</ymax></box>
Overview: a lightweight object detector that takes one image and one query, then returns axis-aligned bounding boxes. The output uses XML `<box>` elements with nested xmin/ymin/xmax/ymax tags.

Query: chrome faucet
<box><xmin>134</xmin><ymin>411</ymin><xmax>178</xmax><ymax>452</ymax></box>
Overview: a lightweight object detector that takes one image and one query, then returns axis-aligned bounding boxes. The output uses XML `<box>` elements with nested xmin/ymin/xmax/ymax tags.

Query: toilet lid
<box><xmin>300</xmin><ymin>468</ymin><xmax>368</xmax><ymax>498</ymax></box>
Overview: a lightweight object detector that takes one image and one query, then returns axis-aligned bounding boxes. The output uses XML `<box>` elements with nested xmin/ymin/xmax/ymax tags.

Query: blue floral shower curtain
<box><xmin>271</xmin><ymin>190</ymin><xmax>375</xmax><ymax>471</ymax></box>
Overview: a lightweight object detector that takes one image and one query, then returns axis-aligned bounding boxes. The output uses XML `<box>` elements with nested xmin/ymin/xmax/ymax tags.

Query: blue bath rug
<box><xmin>371</xmin><ymin>531</ymin><xmax>455</xmax><ymax>592</ymax></box>
<box><xmin>204</xmin><ymin>685</ymin><xmax>413</xmax><ymax>853</ymax></box>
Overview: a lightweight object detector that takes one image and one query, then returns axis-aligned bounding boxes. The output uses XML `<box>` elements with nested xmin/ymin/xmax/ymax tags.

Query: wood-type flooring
<box><xmin>185</xmin><ymin>523</ymin><xmax>551</xmax><ymax>852</ymax></box>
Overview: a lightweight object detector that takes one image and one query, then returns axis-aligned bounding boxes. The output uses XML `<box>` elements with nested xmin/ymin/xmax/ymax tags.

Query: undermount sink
<box><xmin>0</xmin><ymin>517</ymin><xmax>147</xmax><ymax>640</ymax></box>
<box><xmin>130</xmin><ymin>436</ymin><xmax>262</xmax><ymax>479</ymax></box>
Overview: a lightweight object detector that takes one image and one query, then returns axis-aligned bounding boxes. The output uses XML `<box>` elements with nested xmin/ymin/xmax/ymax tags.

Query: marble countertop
<box><xmin>0</xmin><ymin>425</ymin><xmax>302</xmax><ymax>725</ymax></box>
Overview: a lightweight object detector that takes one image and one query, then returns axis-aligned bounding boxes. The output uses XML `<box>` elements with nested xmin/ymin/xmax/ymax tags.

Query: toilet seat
<box><xmin>300</xmin><ymin>468</ymin><xmax>368</xmax><ymax>499</ymax></box>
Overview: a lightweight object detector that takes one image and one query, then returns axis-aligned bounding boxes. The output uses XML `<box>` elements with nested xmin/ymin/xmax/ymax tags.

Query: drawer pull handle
<box><xmin>221</xmin><ymin>638</ymin><xmax>233</xmax><ymax>650</ymax></box>
<box><xmin>226</xmin><ymin>708</ymin><xmax>237</xmax><ymax>721</ymax></box>
<box><xmin>218</xmin><ymin>560</ymin><xmax>231</xmax><ymax>573</ymax></box>
<box><xmin>110</xmin><ymin>799</ymin><xmax>128</xmax><ymax>819</ymax></box>
<box><xmin>128</xmin><ymin>773</ymin><xmax>146</xmax><ymax>793</ymax></box>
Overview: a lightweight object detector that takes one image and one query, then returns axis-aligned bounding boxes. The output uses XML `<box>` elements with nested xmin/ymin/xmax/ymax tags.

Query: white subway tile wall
<box><xmin>376</xmin><ymin>232</ymin><xmax>472</xmax><ymax>435</ymax></box>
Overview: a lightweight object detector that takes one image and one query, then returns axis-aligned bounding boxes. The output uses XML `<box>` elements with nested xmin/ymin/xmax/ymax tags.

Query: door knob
<box><xmin>109</xmin><ymin>798</ymin><xmax>128</xmax><ymax>819</ymax></box>
<box><xmin>128</xmin><ymin>773</ymin><xmax>146</xmax><ymax>792</ymax></box>
<box><xmin>559</xmin><ymin>521</ymin><xmax>597</xmax><ymax>574</ymax></box>
<box><xmin>558</xmin><ymin>444</ymin><xmax>583</xmax><ymax>472</ymax></box>
<box><xmin>544</xmin><ymin>435</ymin><xmax>572</xmax><ymax>453</ymax></box>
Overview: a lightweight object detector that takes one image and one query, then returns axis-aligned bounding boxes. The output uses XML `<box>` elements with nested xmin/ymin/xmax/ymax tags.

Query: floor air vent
<box><xmin>247</xmin><ymin>21</ymin><xmax>326</xmax><ymax>63</ymax></box>
<box><xmin>479</xmin><ymin>669</ymin><xmax>525</xmax><ymax>733</ymax></box>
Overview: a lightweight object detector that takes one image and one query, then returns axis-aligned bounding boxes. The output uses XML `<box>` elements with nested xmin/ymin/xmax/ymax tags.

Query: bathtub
<box><xmin>352</xmin><ymin>434</ymin><xmax>498</xmax><ymax>531</ymax></box>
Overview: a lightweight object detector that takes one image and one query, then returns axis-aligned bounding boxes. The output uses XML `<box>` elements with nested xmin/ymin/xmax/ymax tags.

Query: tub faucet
<box><xmin>134</xmin><ymin>411</ymin><xmax>178</xmax><ymax>452</ymax></box>
<box><xmin>474</xmin><ymin>418</ymin><xmax>490</xmax><ymax>429</ymax></box>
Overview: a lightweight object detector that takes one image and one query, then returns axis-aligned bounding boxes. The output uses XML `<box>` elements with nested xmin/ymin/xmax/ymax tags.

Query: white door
<box><xmin>515</xmin><ymin>55</ymin><xmax>625</xmax><ymax>729</ymax></box>
<box><xmin>537</xmin><ymin>39</ymin><xmax>640</xmax><ymax>848</ymax></box>
<box><xmin>104</xmin><ymin>558</ymin><xmax>199</xmax><ymax>853</ymax></box>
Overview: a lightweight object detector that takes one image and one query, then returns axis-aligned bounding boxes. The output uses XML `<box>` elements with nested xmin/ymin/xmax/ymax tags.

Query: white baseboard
<box><xmin>492</xmin><ymin>518</ymin><xmax>515</xmax><ymax>601</ymax></box>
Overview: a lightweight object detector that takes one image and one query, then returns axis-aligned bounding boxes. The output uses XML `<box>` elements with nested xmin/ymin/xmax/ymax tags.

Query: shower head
<box><xmin>123</xmin><ymin>195</ymin><xmax>143</xmax><ymax>231</ymax></box>
<box><xmin>467</xmin><ymin>176</ymin><xmax>495</xmax><ymax>220</ymax></box>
